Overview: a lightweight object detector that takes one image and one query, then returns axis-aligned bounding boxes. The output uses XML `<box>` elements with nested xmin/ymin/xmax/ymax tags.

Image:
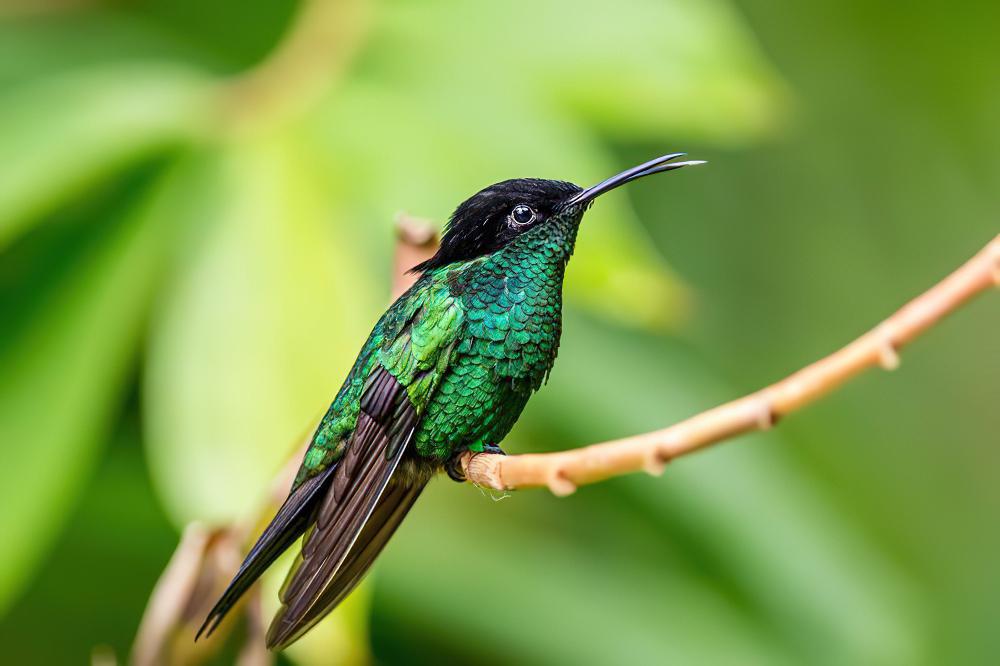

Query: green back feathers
<box><xmin>298</xmin><ymin>210</ymin><xmax>582</xmax><ymax>473</ymax></box>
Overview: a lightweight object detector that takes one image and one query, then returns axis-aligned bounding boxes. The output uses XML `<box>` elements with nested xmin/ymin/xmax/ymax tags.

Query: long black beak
<box><xmin>564</xmin><ymin>152</ymin><xmax>706</xmax><ymax>208</ymax></box>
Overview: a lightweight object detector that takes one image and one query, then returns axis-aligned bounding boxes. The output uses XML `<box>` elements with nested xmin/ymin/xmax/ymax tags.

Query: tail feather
<box><xmin>195</xmin><ymin>466</ymin><xmax>335</xmax><ymax>640</ymax></box>
<box><xmin>266</xmin><ymin>478</ymin><xmax>425</xmax><ymax>649</ymax></box>
<box><xmin>199</xmin><ymin>367</ymin><xmax>422</xmax><ymax>649</ymax></box>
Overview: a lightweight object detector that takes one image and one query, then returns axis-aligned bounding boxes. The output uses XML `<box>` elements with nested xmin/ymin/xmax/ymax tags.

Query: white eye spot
<box><xmin>510</xmin><ymin>204</ymin><xmax>536</xmax><ymax>226</ymax></box>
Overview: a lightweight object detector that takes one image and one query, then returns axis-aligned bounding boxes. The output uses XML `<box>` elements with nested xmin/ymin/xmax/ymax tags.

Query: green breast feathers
<box><xmin>299</xmin><ymin>246</ymin><xmax>566</xmax><ymax>477</ymax></box>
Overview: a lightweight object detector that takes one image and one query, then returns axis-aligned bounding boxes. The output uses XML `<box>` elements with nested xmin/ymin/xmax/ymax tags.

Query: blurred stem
<box><xmin>392</xmin><ymin>214</ymin><xmax>439</xmax><ymax>297</ymax></box>
<box><xmin>461</xmin><ymin>234</ymin><xmax>1000</xmax><ymax>494</ymax></box>
<box><xmin>131</xmin><ymin>447</ymin><xmax>304</xmax><ymax>665</ymax></box>
<box><xmin>218</xmin><ymin>0</ymin><xmax>372</xmax><ymax>132</ymax></box>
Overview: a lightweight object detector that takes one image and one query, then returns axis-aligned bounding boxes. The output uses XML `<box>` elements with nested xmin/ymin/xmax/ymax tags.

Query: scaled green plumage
<box><xmin>300</xmin><ymin>208</ymin><xmax>578</xmax><ymax>485</ymax></box>
<box><xmin>200</xmin><ymin>153</ymin><xmax>704</xmax><ymax>650</ymax></box>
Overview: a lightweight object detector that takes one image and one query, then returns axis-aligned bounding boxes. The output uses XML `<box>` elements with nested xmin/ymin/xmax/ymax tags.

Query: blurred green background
<box><xmin>0</xmin><ymin>0</ymin><xmax>997</xmax><ymax>664</ymax></box>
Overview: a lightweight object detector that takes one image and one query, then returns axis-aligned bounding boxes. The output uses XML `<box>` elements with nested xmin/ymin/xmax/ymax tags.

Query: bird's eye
<box><xmin>510</xmin><ymin>204</ymin><xmax>536</xmax><ymax>226</ymax></box>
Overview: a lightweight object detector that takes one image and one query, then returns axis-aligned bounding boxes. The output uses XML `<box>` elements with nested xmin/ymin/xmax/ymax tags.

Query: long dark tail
<box><xmin>195</xmin><ymin>466</ymin><xmax>334</xmax><ymax>640</ymax></box>
<box><xmin>199</xmin><ymin>367</ymin><xmax>423</xmax><ymax>648</ymax></box>
<box><xmin>266</xmin><ymin>477</ymin><xmax>425</xmax><ymax>649</ymax></box>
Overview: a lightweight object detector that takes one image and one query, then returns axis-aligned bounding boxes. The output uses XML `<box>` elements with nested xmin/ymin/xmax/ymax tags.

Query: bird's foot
<box><xmin>445</xmin><ymin>444</ymin><xmax>506</xmax><ymax>482</ymax></box>
<box><xmin>481</xmin><ymin>443</ymin><xmax>506</xmax><ymax>456</ymax></box>
<box><xmin>445</xmin><ymin>455</ymin><xmax>466</xmax><ymax>482</ymax></box>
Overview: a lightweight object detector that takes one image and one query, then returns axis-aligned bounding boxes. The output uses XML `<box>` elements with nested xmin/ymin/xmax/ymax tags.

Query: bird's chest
<box><xmin>411</xmin><ymin>265</ymin><xmax>563</xmax><ymax>459</ymax></box>
<box><xmin>458</xmin><ymin>254</ymin><xmax>565</xmax><ymax>391</ymax></box>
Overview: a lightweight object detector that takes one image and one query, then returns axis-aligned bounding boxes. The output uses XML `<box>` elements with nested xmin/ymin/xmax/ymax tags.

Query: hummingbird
<box><xmin>198</xmin><ymin>152</ymin><xmax>705</xmax><ymax>649</ymax></box>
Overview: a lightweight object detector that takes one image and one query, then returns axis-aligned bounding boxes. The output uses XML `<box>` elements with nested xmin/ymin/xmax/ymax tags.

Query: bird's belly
<box><xmin>412</xmin><ymin>356</ymin><xmax>539</xmax><ymax>461</ymax></box>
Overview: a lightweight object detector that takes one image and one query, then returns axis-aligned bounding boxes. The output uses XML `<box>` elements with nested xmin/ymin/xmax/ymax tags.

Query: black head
<box><xmin>412</xmin><ymin>153</ymin><xmax>704</xmax><ymax>272</ymax></box>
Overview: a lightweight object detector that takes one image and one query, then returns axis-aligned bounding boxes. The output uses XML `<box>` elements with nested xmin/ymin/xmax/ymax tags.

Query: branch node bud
<box><xmin>547</xmin><ymin>470</ymin><xmax>577</xmax><ymax>496</ymax></box>
<box><xmin>875</xmin><ymin>327</ymin><xmax>901</xmax><ymax>370</ymax></box>
<box><xmin>754</xmin><ymin>400</ymin><xmax>776</xmax><ymax>430</ymax></box>
<box><xmin>643</xmin><ymin>450</ymin><xmax>670</xmax><ymax>477</ymax></box>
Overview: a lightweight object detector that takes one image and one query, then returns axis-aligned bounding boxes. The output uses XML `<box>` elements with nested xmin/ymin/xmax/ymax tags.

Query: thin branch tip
<box><xmin>874</xmin><ymin>325</ymin><xmax>901</xmax><ymax>370</ymax></box>
<box><xmin>462</xmin><ymin>233</ymin><xmax>998</xmax><ymax>494</ymax></box>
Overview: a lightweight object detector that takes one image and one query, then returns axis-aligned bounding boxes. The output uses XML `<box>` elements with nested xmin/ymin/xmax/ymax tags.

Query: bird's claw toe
<box><xmin>445</xmin><ymin>445</ymin><xmax>506</xmax><ymax>482</ymax></box>
<box><xmin>445</xmin><ymin>454</ymin><xmax>466</xmax><ymax>482</ymax></box>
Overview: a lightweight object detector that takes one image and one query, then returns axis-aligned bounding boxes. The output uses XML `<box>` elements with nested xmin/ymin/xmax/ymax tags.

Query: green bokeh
<box><xmin>0</xmin><ymin>1</ymin><xmax>996</xmax><ymax>664</ymax></box>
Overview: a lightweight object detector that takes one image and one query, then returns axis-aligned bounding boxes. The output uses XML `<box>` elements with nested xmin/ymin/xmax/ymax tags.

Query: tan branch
<box><xmin>392</xmin><ymin>214</ymin><xmax>439</xmax><ymax>297</ymax></box>
<box><xmin>459</xmin><ymin>234</ymin><xmax>1000</xmax><ymax>495</ymax></box>
<box><xmin>131</xmin><ymin>444</ymin><xmax>305</xmax><ymax>664</ymax></box>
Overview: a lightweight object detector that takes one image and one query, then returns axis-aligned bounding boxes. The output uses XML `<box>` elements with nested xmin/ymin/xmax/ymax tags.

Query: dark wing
<box><xmin>265</xmin><ymin>366</ymin><xmax>420</xmax><ymax>649</ymax></box>
<box><xmin>197</xmin><ymin>366</ymin><xmax>419</xmax><ymax>643</ymax></box>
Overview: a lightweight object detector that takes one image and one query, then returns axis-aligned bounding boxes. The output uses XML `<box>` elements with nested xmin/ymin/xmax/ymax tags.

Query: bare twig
<box><xmin>236</xmin><ymin>591</ymin><xmax>272</xmax><ymax>666</ymax></box>
<box><xmin>131</xmin><ymin>445</ymin><xmax>305</xmax><ymax>664</ymax></box>
<box><xmin>132</xmin><ymin>524</ymin><xmax>213</xmax><ymax>665</ymax></box>
<box><xmin>131</xmin><ymin>524</ymin><xmax>248</xmax><ymax>665</ymax></box>
<box><xmin>459</xmin><ymin>234</ymin><xmax>1000</xmax><ymax>495</ymax></box>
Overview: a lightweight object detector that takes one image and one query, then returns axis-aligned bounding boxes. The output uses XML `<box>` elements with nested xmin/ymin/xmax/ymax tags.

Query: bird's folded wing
<box><xmin>266</xmin><ymin>366</ymin><xmax>418</xmax><ymax>649</ymax></box>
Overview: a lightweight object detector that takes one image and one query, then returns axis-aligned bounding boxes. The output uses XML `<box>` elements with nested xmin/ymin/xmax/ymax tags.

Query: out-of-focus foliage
<box><xmin>0</xmin><ymin>1</ymin><xmax>996</xmax><ymax>665</ymax></box>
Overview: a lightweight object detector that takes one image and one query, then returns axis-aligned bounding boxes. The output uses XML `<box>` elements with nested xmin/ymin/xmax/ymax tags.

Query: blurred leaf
<box><xmin>144</xmin><ymin>129</ymin><xmax>382</xmax><ymax>526</ymax></box>
<box><xmin>316</xmin><ymin>85</ymin><xmax>687</xmax><ymax>328</ymax></box>
<box><xmin>0</xmin><ymin>3</ymin><xmax>295</xmax><ymax>84</ymax></box>
<box><xmin>306</xmin><ymin>0</ymin><xmax>788</xmax><ymax>328</ymax></box>
<box><xmin>638</xmin><ymin>444</ymin><xmax>925</xmax><ymax>665</ymax></box>
<box><xmin>377</xmin><ymin>481</ymin><xmax>797</xmax><ymax>665</ymax></box>
<box><xmin>0</xmin><ymin>12</ymin><xmax>212</xmax><ymax>86</ymax></box>
<box><xmin>133</xmin><ymin>0</ymin><xmax>300</xmax><ymax>71</ymax></box>
<box><xmin>0</xmin><ymin>162</ymin><xmax>182</xmax><ymax>614</ymax></box>
<box><xmin>370</xmin><ymin>0</ymin><xmax>788</xmax><ymax>142</ymax></box>
<box><xmin>518</xmin><ymin>313</ymin><xmax>926</xmax><ymax>664</ymax></box>
<box><xmin>0</xmin><ymin>64</ymin><xmax>210</xmax><ymax>248</ymax></box>
<box><xmin>0</xmin><ymin>417</ymin><xmax>178</xmax><ymax>664</ymax></box>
